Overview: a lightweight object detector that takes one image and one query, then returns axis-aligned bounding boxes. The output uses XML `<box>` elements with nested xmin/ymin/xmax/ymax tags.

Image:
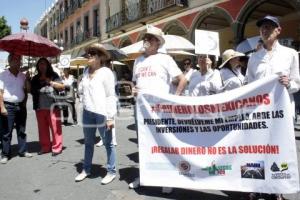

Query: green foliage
<box><xmin>0</xmin><ymin>16</ymin><xmax>11</xmax><ymax>39</ymax></box>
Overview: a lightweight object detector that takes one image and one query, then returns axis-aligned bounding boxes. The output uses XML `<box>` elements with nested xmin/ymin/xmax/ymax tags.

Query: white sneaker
<box><xmin>0</xmin><ymin>157</ymin><xmax>8</xmax><ymax>164</ymax></box>
<box><xmin>129</xmin><ymin>177</ymin><xmax>140</xmax><ymax>189</ymax></box>
<box><xmin>162</xmin><ymin>187</ymin><xmax>173</xmax><ymax>194</ymax></box>
<box><xmin>75</xmin><ymin>171</ymin><xmax>90</xmax><ymax>182</ymax></box>
<box><xmin>101</xmin><ymin>173</ymin><xmax>116</xmax><ymax>185</ymax></box>
<box><xmin>96</xmin><ymin>140</ymin><xmax>103</xmax><ymax>147</ymax></box>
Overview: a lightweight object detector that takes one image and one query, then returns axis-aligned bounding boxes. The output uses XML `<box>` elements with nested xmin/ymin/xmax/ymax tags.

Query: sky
<box><xmin>0</xmin><ymin>0</ymin><xmax>56</xmax><ymax>68</ymax></box>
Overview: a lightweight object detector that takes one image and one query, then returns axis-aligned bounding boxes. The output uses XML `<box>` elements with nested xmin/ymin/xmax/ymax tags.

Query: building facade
<box><xmin>35</xmin><ymin>0</ymin><xmax>300</xmax><ymax>59</ymax></box>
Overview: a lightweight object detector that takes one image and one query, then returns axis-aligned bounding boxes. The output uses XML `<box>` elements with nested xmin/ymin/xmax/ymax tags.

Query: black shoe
<box><xmin>52</xmin><ymin>151</ymin><xmax>62</xmax><ymax>157</ymax></box>
<box><xmin>18</xmin><ymin>152</ymin><xmax>33</xmax><ymax>158</ymax></box>
<box><xmin>37</xmin><ymin>151</ymin><xmax>51</xmax><ymax>155</ymax></box>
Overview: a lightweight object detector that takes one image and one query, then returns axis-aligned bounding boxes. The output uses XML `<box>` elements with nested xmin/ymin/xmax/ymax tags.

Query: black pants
<box><xmin>62</xmin><ymin>102</ymin><xmax>77</xmax><ymax>124</ymax></box>
<box><xmin>0</xmin><ymin>102</ymin><xmax>27</xmax><ymax>157</ymax></box>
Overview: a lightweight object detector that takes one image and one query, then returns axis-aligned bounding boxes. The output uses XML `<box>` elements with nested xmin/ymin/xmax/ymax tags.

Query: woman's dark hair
<box><xmin>208</xmin><ymin>55</ymin><xmax>216</xmax><ymax>69</ymax></box>
<box><xmin>36</xmin><ymin>57</ymin><xmax>56</xmax><ymax>77</ymax></box>
<box><xmin>222</xmin><ymin>61</ymin><xmax>232</xmax><ymax>69</ymax></box>
<box><xmin>85</xmin><ymin>43</ymin><xmax>111</xmax><ymax>66</ymax></box>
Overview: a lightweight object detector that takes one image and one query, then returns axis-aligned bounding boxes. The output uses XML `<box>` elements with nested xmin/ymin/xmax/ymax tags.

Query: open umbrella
<box><xmin>0</xmin><ymin>32</ymin><xmax>61</xmax><ymax>57</ymax></box>
<box><xmin>102</xmin><ymin>43</ymin><xmax>127</xmax><ymax>60</ymax></box>
<box><xmin>163</xmin><ymin>35</ymin><xmax>195</xmax><ymax>51</ymax></box>
<box><xmin>236</xmin><ymin>36</ymin><xmax>260</xmax><ymax>54</ymax></box>
<box><xmin>70</xmin><ymin>57</ymin><xmax>88</xmax><ymax>78</ymax></box>
<box><xmin>121</xmin><ymin>35</ymin><xmax>195</xmax><ymax>60</ymax></box>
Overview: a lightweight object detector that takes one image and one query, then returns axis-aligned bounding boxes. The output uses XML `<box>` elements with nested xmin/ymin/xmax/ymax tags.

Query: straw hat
<box><xmin>219</xmin><ymin>49</ymin><xmax>245</xmax><ymax>68</ymax></box>
<box><xmin>142</xmin><ymin>25</ymin><xmax>165</xmax><ymax>46</ymax></box>
<box><xmin>84</xmin><ymin>43</ymin><xmax>111</xmax><ymax>59</ymax></box>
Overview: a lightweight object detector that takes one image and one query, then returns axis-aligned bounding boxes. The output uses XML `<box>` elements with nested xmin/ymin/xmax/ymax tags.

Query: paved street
<box><xmin>0</xmin><ymin>99</ymin><xmax>300</xmax><ymax>200</ymax></box>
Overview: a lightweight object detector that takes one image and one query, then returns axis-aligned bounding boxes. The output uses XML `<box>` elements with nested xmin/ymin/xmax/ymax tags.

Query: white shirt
<box><xmin>132</xmin><ymin>53</ymin><xmax>182</xmax><ymax>94</ymax></box>
<box><xmin>0</xmin><ymin>69</ymin><xmax>25</xmax><ymax>103</ymax></box>
<box><xmin>81</xmin><ymin>67</ymin><xmax>117</xmax><ymax>119</ymax></box>
<box><xmin>62</xmin><ymin>74</ymin><xmax>75</xmax><ymax>86</ymax></box>
<box><xmin>188</xmin><ymin>69</ymin><xmax>222</xmax><ymax>96</ymax></box>
<box><xmin>220</xmin><ymin>67</ymin><xmax>244</xmax><ymax>91</ymax></box>
<box><xmin>246</xmin><ymin>41</ymin><xmax>300</xmax><ymax>93</ymax></box>
<box><xmin>246</xmin><ymin>41</ymin><xmax>300</xmax><ymax>116</ymax></box>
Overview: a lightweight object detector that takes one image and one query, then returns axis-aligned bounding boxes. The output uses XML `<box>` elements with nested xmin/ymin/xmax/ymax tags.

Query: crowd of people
<box><xmin>0</xmin><ymin>15</ymin><xmax>299</xmax><ymax>199</ymax></box>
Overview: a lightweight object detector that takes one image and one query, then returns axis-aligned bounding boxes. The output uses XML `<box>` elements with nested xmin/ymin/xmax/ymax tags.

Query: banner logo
<box><xmin>241</xmin><ymin>161</ymin><xmax>265</xmax><ymax>179</ymax></box>
<box><xmin>178</xmin><ymin>161</ymin><xmax>195</xmax><ymax>177</ymax></box>
<box><xmin>270</xmin><ymin>162</ymin><xmax>291</xmax><ymax>179</ymax></box>
<box><xmin>201</xmin><ymin>161</ymin><xmax>232</xmax><ymax>176</ymax></box>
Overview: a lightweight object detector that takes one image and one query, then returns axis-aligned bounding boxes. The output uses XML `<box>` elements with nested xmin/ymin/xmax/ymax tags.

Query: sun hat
<box><xmin>256</xmin><ymin>15</ymin><xmax>280</xmax><ymax>27</ymax></box>
<box><xmin>219</xmin><ymin>49</ymin><xmax>245</xmax><ymax>68</ymax></box>
<box><xmin>142</xmin><ymin>25</ymin><xmax>165</xmax><ymax>46</ymax></box>
<box><xmin>84</xmin><ymin>43</ymin><xmax>111</xmax><ymax>59</ymax></box>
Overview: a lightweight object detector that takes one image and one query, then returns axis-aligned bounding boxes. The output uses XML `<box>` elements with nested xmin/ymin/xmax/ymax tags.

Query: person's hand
<box><xmin>1</xmin><ymin>106</ymin><xmax>7</xmax><ymax>116</ymax></box>
<box><xmin>106</xmin><ymin>120</ymin><xmax>114</xmax><ymax>130</ymax></box>
<box><xmin>132</xmin><ymin>86</ymin><xmax>139</xmax><ymax>96</ymax></box>
<box><xmin>25</xmin><ymin>71</ymin><xmax>31</xmax><ymax>80</ymax></box>
<box><xmin>205</xmin><ymin>57</ymin><xmax>212</xmax><ymax>68</ymax></box>
<box><xmin>279</xmin><ymin>75</ymin><xmax>290</xmax><ymax>89</ymax></box>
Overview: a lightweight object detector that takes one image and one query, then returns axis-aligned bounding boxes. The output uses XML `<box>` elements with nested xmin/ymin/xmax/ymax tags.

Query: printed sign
<box><xmin>137</xmin><ymin>75</ymin><xmax>299</xmax><ymax>193</ymax></box>
<box><xmin>195</xmin><ymin>29</ymin><xmax>220</xmax><ymax>57</ymax></box>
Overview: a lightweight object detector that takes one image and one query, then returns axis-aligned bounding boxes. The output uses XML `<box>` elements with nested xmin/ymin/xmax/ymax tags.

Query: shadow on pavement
<box><xmin>133</xmin><ymin>186</ymin><xmax>230</xmax><ymax>200</ymax></box>
<box><xmin>128</xmin><ymin>138</ymin><xmax>138</xmax><ymax>144</ymax></box>
<box><xmin>74</xmin><ymin>162</ymin><xmax>106</xmax><ymax>179</ymax></box>
<box><xmin>75</xmin><ymin>136</ymin><xmax>101</xmax><ymax>145</ymax></box>
<box><xmin>127</xmin><ymin>152</ymin><xmax>139</xmax><ymax>163</ymax></box>
<box><xmin>119</xmin><ymin>167</ymin><xmax>139</xmax><ymax>184</ymax></box>
<box><xmin>10</xmin><ymin>141</ymin><xmax>40</xmax><ymax>158</ymax></box>
<box><xmin>127</xmin><ymin>123</ymin><xmax>136</xmax><ymax>131</ymax></box>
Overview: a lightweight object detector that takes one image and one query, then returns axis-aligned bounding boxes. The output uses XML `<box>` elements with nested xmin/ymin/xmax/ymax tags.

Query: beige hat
<box><xmin>219</xmin><ymin>49</ymin><xmax>245</xmax><ymax>68</ymax></box>
<box><xmin>142</xmin><ymin>25</ymin><xmax>165</xmax><ymax>46</ymax></box>
<box><xmin>85</xmin><ymin>43</ymin><xmax>111</xmax><ymax>59</ymax></box>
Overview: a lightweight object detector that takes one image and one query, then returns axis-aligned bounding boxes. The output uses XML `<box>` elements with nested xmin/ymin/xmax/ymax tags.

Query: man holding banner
<box><xmin>129</xmin><ymin>25</ymin><xmax>186</xmax><ymax>193</ymax></box>
<box><xmin>246</xmin><ymin>15</ymin><xmax>300</xmax><ymax>112</ymax></box>
<box><xmin>246</xmin><ymin>15</ymin><xmax>300</xmax><ymax>200</ymax></box>
<box><xmin>135</xmin><ymin>19</ymin><xmax>299</xmax><ymax>199</ymax></box>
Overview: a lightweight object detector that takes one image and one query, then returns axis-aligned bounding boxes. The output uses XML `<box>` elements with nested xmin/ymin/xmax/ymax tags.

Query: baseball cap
<box><xmin>256</xmin><ymin>15</ymin><xmax>280</xmax><ymax>27</ymax></box>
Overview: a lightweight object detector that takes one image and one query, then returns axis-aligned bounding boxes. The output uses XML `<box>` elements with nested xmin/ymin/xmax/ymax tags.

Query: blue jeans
<box><xmin>82</xmin><ymin>109</ymin><xmax>116</xmax><ymax>174</ymax></box>
<box><xmin>0</xmin><ymin>103</ymin><xmax>27</xmax><ymax>157</ymax></box>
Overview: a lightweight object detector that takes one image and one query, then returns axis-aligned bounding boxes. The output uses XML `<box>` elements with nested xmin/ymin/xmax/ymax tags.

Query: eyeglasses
<box><xmin>143</xmin><ymin>34</ymin><xmax>157</xmax><ymax>42</ymax></box>
<box><xmin>198</xmin><ymin>55</ymin><xmax>207</xmax><ymax>59</ymax></box>
<box><xmin>184</xmin><ymin>62</ymin><xmax>191</xmax><ymax>65</ymax></box>
<box><xmin>86</xmin><ymin>51</ymin><xmax>97</xmax><ymax>59</ymax></box>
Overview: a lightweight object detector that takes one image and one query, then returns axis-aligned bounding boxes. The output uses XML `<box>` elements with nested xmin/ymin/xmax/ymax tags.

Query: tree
<box><xmin>0</xmin><ymin>16</ymin><xmax>11</xmax><ymax>39</ymax></box>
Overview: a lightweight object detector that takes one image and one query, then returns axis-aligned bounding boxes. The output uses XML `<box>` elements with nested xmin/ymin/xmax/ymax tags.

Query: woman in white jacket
<box><xmin>219</xmin><ymin>49</ymin><xmax>245</xmax><ymax>91</ymax></box>
<box><xmin>75</xmin><ymin>43</ymin><xmax>117</xmax><ymax>185</ymax></box>
<box><xmin>188</xmin><ymin>54</ymin><xmax>222</xmax><ymax>96</ymax></box>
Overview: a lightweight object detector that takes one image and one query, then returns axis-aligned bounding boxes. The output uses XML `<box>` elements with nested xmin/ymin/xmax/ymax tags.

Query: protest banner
<box><xmin>137</xmin><ymin>75</ymin><xmax>299</xmax><ymax>193</ymax></box>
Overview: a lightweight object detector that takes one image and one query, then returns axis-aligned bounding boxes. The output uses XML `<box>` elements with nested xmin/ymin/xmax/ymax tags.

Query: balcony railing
<box><xmin>106</xmin><ymin>0</ymin><xmax>187</xmax><ymax>32</ymax></box>
<box><xmin>93</xmin><ymin>26</ymin><xmax>100</xmax><ymax>37</ymax></box>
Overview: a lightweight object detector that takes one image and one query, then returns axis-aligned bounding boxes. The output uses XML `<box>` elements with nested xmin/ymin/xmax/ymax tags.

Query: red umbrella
<box><xmin>0</xmin><ymin>32</ymin><xmax>62</xmax><ymax>57</ymax></box>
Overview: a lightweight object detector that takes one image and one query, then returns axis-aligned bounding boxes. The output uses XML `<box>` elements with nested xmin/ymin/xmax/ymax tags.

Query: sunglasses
<box><xmin>143</xmin><ymin>34</ymin><xmax>158</xmax><ymax>41</ymax></box>
<box><xmin>86</xmin><ymin>51</ymin><xmax>98</xmax><ymax>58</ymax></box>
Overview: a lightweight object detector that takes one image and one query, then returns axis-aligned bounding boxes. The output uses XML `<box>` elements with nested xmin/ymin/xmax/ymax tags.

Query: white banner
<box><xmin>137</xmin><ymin>75</ymin><xmax>299</xmax><ymax>193</ymax></box>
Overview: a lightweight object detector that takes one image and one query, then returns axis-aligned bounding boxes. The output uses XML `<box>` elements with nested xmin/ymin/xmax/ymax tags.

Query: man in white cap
<box><xmin>246</xmin><ymin>15</ymin><xmax>300</xmax><ymax>200</ymax></box>
<box><xmin>129</xmin><ymin>25</ymin><xmax>186</xmax><ymax>193</ymax></box>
